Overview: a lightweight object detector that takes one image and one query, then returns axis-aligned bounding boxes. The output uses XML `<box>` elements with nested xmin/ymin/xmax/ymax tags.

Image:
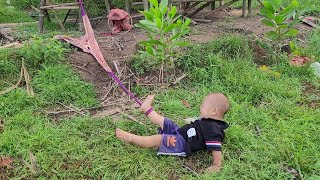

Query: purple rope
<box><xmin>78</xmin><ymin>0</ymin><xmax>142</xmax><ymax>107</ymax></box>
<box><xmin>79</xmin><ymin>0</ymin><xmax>85</xmax><ymax>16</ymax></box>
<box><xmin>108</xmin><ymin>72</ymin><xmax>142</xmax><ymax>106</ymax></box>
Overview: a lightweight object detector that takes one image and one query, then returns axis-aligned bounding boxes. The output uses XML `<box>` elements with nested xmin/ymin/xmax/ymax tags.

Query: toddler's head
<box><xmin>200</xmin><ymin>93</ymin><xmax>230</xmax><ymax>120</ymax></box>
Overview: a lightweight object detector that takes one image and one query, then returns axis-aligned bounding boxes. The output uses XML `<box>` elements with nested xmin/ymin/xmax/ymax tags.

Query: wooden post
<box><xmin>220</xmin><ymin>0</ymin><xmax>224</xmax><ymax>7</ymax></box>
<box><xmin>242</xmin><ymin>0</ymin><xmax>247</xmax><ymax>17</ymax></box>
<box><xmin>39</xmin><ymin>0</ymin><xmax>46</xmax><ymax>33</ymax></box>
<box><xmin>143</xmin><ymin>0</ymin><xmax>149</xmax><ymax>11</ymax></box>
<box><xmin>105</xmin><ymin>0</ymin><xmax>110</xmax><ymax>14</ymax></box>
<box><xmin>248</xmin><ymin>0</ymin><xmax>252</xmax><ymax>16</ymax></box>
<box><xmin>189</xmin><ymin>1</ymin><xmax>211</xmax><ymax>17</ymax></box>
<box><xmin>211</xmin><ymin>1</ymin><xmax>215</xmax><ymax>10</ymax></box>
<box><xmin>78</xmin><ymin>0</ymin><xmax>83</xmax><ymax>31</ymax></box>
<box><xmin>125</xmin><ymin>0</ymin><xmax>131</xmax><ymax>14</ymax></box>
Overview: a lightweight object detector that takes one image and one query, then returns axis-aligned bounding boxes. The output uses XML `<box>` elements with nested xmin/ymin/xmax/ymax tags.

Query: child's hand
<box><xmin>140</xmin><ymin>95</ymin><xmax>155</xmax><ymax>113</ymax></box>
<box><xmin>205</xmin><ymin>165</ymin><xmax>221</xmax><ymax>173</ymax></box>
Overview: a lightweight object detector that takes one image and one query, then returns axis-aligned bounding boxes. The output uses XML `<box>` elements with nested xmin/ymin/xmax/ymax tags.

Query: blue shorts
<box><xmin>157</xmin><ymin>118</ymin><xmax>187</xmax><ymax>156</ymax></box>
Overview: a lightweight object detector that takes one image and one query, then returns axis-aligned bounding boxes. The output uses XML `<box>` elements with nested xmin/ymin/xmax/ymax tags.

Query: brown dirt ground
<box><xmin>301</xmin><ymin>82</ymin><xmax>320</xmax><ymax>108</ymax></box>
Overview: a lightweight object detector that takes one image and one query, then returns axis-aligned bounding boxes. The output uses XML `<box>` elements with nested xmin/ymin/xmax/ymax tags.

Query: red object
<box><xmin>108</xmin><ymin>9</ymin><xmax>132</xmax><ymax>34</ymax></box>
<box><xmin>289</xmin><ymin>54</ymin><xmax>310</xmax><ymax>66</ymax></box>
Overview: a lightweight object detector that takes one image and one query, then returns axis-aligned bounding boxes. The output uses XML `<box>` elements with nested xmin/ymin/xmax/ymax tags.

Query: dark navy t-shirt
<box><xmin>178</xmin><ymin>118</ymin><xmax>229</xmax><ymax>156</ymax></box>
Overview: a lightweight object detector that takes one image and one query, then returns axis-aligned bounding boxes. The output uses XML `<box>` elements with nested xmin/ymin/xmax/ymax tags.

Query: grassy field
<box><xmin>1</xmin><ymin>31</ymin><xmax>320</xmax><ymax>178</ymax></box>
<box><xmin>1</xmin><ymin>0</ymin><xmax>320</xmax><ymax>179</ymax></box>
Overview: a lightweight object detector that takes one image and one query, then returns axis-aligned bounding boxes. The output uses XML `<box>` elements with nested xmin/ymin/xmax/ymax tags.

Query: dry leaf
<box><xmin>182</xmin><ymin>100</ymin><xmax>191</xmax><ymax>108</ymax></box>
<box><xmin>0</xmin><ymin>156</ymin><xmax>13</xmax><ymax>168</ymax></box>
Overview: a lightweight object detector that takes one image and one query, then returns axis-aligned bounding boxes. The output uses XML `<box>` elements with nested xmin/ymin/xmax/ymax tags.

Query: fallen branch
<box><xmin>22</xmin><ymin>59</ymin><xmax>34</xmax><ymax>96</ymax></box>
<box><xmin>58</xmin><ymin>103</ymin><xmax>86</xmax><ymax>116</ymax></box>
<box><xmin>0</xmin><ymin>22</ymin><xmax>38</xmax><ymax>28</ymax></box>
<box><xmin>171</xmin><ymin>74</ymin><xmax>188</xmax><ymax>85</ymax></box>
<box><xmin>0</xmin><ymin>42</ymin><xmax>23</xmax><ymax>49</ymax></box>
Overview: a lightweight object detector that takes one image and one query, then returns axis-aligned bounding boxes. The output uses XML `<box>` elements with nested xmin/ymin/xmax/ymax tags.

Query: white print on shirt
<box><xmin>187</xmin><ymin>128</ymin><xmax>196</xmax><ymax>138</ymax></box>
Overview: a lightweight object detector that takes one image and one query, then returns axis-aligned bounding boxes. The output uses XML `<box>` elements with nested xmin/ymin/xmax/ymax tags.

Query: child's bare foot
<box><xmin>116</xmin><ymin>128</ymin><xmax>133</xmax><ymax>143</ymax></box>
<box><xmin>140</xmin><ymin>95</ymin><xmax>155</xmax><ymax>112</ymax></box>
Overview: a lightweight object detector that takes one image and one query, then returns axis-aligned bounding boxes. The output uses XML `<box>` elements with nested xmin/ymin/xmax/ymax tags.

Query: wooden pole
<box><xmin>78</xmin><ymin>0</ymin><xmax>83</xmax><ymax>31</ymax></box>
<box><xmin>211</xmin><ymin>1</ymin><xmax>216</xmax><ymax>10</ymax></box>
<box><xmin>242</xmin><ymin>0</ymin><xmax>247</xmax><ymax>17</ymax></box>
<box><xmin>39</xmin><ymin>0</ymin><xmax>46</xmax><ymax>33</ymax></box>
<box><xmin>248</xmin><ymin>0</ymin><xmax>252</xmax><ymax>16</ymax></box>
<box><xmin>125</xmin><ymin>0</ymin><xmax>131</xmax><ymax>14</ymax></box>
<box><xmin>204</xmin><ymin>0</ymin><xmax>238</xmax><ymax>18</ymax></box>
<box><xmin>189</xmin><ymin>1</ymin><xmax>212</xmax><ymax>17</ymax></box>
<box><xmin>105</xmin><ymin>0</ymin><xmax>110</xmax><ymax>14</ymax></box>
<box><xmin>220</xmin><ymin>0</ymin><xmax>224</xmax><ymax>7</ymax></box>
<box><xmin>143</xmin><ymin>0</ymin><xmax>149</xmax><ymax>11</ymax></box>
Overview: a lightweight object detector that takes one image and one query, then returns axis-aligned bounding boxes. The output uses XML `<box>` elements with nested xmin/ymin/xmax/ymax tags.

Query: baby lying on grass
<box><xmin>116</xmin><ymin>93</ymin><xmax>230</xmax><ymax>173</ymax></box>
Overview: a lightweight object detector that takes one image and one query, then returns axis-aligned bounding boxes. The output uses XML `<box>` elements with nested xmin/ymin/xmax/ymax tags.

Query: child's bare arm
<box><xmin>206</xmin><ymin>151</ymin><xmax>222</xmax><ymax>173</ymax></box>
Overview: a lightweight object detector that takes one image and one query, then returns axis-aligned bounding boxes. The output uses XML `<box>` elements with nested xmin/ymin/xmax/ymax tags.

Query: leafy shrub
<box><xmin>135</xmin><ymin>0</ymin><xmax>191</xmax><ymax>71</ymax></box>
<box><xmin>21</xmin><ymin>36</ymin><xmax>67</xmax><ymax>68</ymax></box>
<box><xmin>33</xmin><ymin>64</ymin><xmax>98</xmax><ymax>107</ymax></box>
<box><xmin>260</xmin><ymin>0</ymin><xmax>305</xmax><ymax>50</ymax></box>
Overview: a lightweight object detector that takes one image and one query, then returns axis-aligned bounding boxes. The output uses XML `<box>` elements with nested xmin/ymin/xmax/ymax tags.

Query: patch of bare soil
<box><xmin>248</xmin><ymin>40</ymin><xmax>270</xmax><ymax>66</ymax></box>
<box><xmin>301</xmin><ymin>82</ymin><xmax>320</xmax><ymax>108</ymax></box>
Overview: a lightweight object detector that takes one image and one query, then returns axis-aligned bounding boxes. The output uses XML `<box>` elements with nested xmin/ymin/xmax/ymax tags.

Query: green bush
<box><xmin>21</xmin><ymin>36</ymin><xmax>68</xmax><ymax>68</ymax></box>
<box><xmin>135</xmin><ymin>0</ymin><xmax>191</xmax><ymax>71</ymax></box>
<box><xmin>33</xmin><ymin>64</ymin><xmax>98</xmax><ymax>107</ymax></box>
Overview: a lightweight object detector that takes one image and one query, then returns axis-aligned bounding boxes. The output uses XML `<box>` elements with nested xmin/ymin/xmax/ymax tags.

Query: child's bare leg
<box><xmin>141</xmin><ymin>95</ymin><xmax>165</xmax><ymax>129</ymax></box>
<box><xmin>116</xmin><ymin>128</ymin><xmax>162</xmax><ymax>148</ymax></box>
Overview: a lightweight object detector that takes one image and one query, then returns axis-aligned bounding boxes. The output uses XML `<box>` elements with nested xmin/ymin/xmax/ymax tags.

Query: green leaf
<box><xmin>140</xmin><ymin>11</ymin><xmax>153</xmax><ymax>21</ymax></box>
<box><xmin>289</xmin><ymin>41</ymin><xmax>296</xmax><ymax>51</ymax></box>
<box><xmin>284</xmin><ymin>29</ymin><xmax>299</xmax><ymax>37</ymax></box>
<box><xmin>278</xmin><ymin>24</ymin><xmax>288</xmax><ymax>29</ymax></box>
<box><xmin>155</xmin><ymin>17</ymin><xmax>162</xmax><ymax>29</ymax></box>
<box><xmin>268</xmin><ymin>0</ymin><xmax>282</xmax><ymax>10</ymax></box>
<box><xmin>265</xmin><ymin>31</ymin><xmax>279</xmax><ymax>40</ymax></box>
<box><xmin>275</xmin><ymin>15</ymin><xmax>285</xmax><ymax>24</ymax></box>
<box><xmin>262</xmin><ymin>1</ymin><xmax>275</xmax><ymax>13</ymax></box>
<box><xmin>160</xmin><ymin>0</ymin><xmax>168</xmax><ymax>10</ymax></box>
<box><xmin>163</xmin><ymin>23</ymin><xmax>176</xmax><ymax>33</ymax></box>
<box><xmin>169</xmin><ymin>6</ymin><xmax>177</xmax><ymax>19</ymax></box>
<box><xmin>260</xmin><ymin>8</ymin><xmax>275</xmax><ymax>20</ymax></box>
<box><xmin>183</xmin><ymin>18</ymin><xmax>192</xmax><ymax>28</ymax></box>
<box><xmin>139</xmin><ymin>40</ymin><xmax>163</xmax><ymax>46</ymax></box>
<box><xmin>279</xmin><ymin>5</ymin><xmax>294</xmax><ymax>17</ymax></box>
<box><xmin>146</xmin><ymin>45</ymin><xmax>154</xmax><ymax>55</ymax></box>
<box><xmin>139</xmin><ymin>20</ymin><xmax>158</xmax><ymax>31</ymax></box>
<box><xmin>173</xmin><ymin>41</ymin><xmax>189</xmax><ymax>47</ymax></box>
<box><xmin>261</xmin><ymin>19</ymin><xmax>275</xmax><ymax>27</ymax></box>
<box><xmin>291</xmin><ymin>0</ymin><xmax>299</xmax><ymax>7</ymax></box>
<box><xmin>149</xmin><ymin>0</ymin><xmax>158</xmax><ymax>7</ymax></box>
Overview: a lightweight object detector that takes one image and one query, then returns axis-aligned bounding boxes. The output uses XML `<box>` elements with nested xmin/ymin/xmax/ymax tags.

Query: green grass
<box><xmin>1</xmin><ymin>33</ymin><xmax>320</xmax><ymax>179</ymax></box>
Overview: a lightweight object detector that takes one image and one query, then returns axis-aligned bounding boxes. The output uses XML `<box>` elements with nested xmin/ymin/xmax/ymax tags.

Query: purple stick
<box><xmin>79</xmin><ymin>0</ymin><xmax>85</xmax><ymax>16</ymax></box>
<box><xmin>108</xmin><ymin>72</ymin><xmax>142</xmax><ymax>106</ymax></box>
